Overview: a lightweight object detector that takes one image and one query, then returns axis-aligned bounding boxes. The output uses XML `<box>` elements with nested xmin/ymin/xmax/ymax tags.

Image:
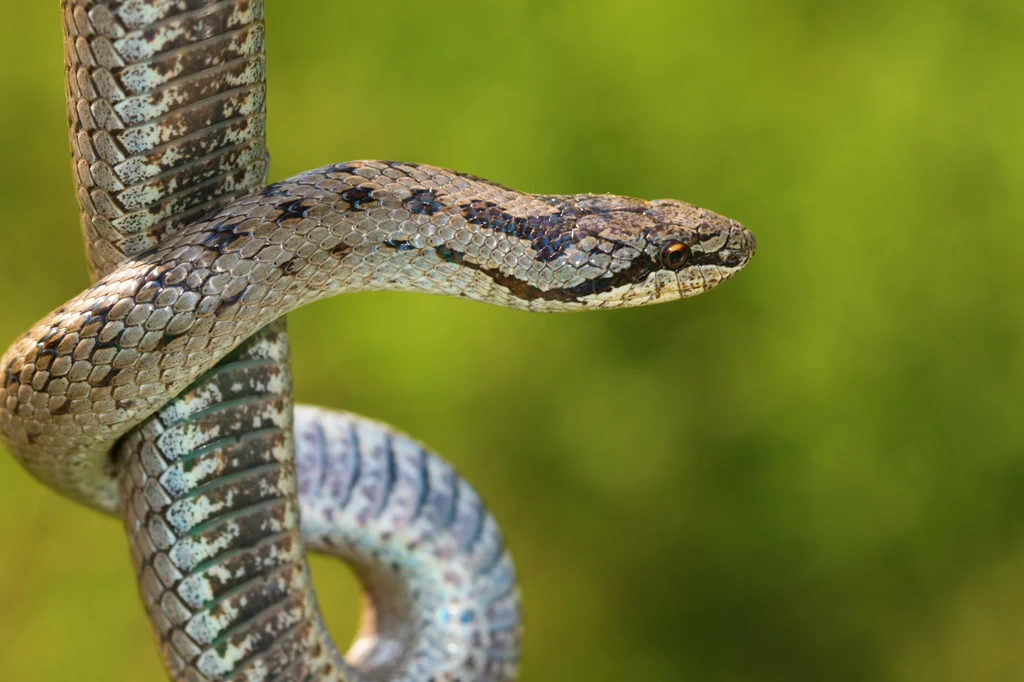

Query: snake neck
<box><xmin>160</xmin><ymin>159</ymin><xmax>755</xmax><ymax>312</ymax></box>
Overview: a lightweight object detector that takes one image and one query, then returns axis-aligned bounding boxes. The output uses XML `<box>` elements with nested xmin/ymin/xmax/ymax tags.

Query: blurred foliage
<box><xmin>2</xmin><ymin>1</ymin><xmax>1024</xmax><ymax>680</ymax></box>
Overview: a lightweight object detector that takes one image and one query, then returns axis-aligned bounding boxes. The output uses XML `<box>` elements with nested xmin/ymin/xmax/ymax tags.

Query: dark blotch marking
<box><xmin>35</xmin><ymin>349</ymin><xmax>55</xmax><ymax>368</ymax></box>
<box><xmin>275</xmin><ymin>199</ymin><xmax>306</xmax><ymax>222</ymax></box>
<box><xmin>340</xmin><ymin>187</ymin><xmax>375</xmax><ymax>210</ymax></box>
<box><xmin>259</xmin><ymin>182</ymin><xmax>292</xmax><ymax>199</ymax></box>
<box><xmin>436</xmin><ymin>246</ymin><xmax>458</xmax><ymax>264</ymax></box>
<box><xmin>383</xmin><ymin>238</ymin><xmax>414</xmax><ymax>252</ymax></box>
<box><xmin>330</xmin><ymin>161</ymin><xmax>371</xmax><ymax>175</ymax></box>
<box><xmin>460</xmin><ymin>200</ymin><xmax>580</xmax><ymax>262</ymax></box>
<box><xmin>201</xmin><ymin>230</ymin><xmax>235</xmax><ymax>250</ymax></box>
<box><xmin>87</xmin><ymin>300</ymin><xmax>113</xmax><ymax>317</ymax></box>
<box><xmin>403</xmin><ymin>189</ymin><xmax>442</xmax><ymax>216</ymax></box>
<box><xmin>385</xmin><ymin>160</ymin><xmax>420</xmax><ymax>170</ymax></box>
<box><xmin>40</xmin><ymin>330</ymin><xmax>63</xmax><ymax>352</ymax></box>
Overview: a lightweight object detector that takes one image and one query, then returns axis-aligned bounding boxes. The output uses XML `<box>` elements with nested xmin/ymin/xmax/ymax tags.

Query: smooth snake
<box><xmin>0</xmin><ymin>1</ymin><xmax>756</xmax><ymax>680</ymax></box>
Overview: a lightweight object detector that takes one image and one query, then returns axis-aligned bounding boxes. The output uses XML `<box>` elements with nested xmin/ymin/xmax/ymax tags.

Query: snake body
<box><xmin>61</xmin><ymin>2</ymin><xmax>521</xmax><ymax>678</ymax></box>
<box><xmin>2</xmin><ymin>1</ymin><xmax>755</xmax><ymax>680</ymax></box>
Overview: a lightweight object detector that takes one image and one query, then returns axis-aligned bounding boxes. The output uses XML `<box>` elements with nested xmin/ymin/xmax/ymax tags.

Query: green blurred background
<box><xmin>2</xmin><ymin>1</ymin><xmax>1024</xmax><ymax>680</ymax></box>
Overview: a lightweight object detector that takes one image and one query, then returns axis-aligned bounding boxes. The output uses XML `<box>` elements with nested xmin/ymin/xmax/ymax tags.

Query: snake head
<box><xmin>563</xmin><ymin>195</ymin><xmax>756</xmax><ymax>309</ymax></box>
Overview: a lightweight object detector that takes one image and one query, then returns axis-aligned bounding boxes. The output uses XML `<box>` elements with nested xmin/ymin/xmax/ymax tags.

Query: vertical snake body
<box><xmin>56</xmin><ymin>1</ymin><xmax>524</xmax><ymax>679</ymax></box>
<box><xmin>2</xmin><ymin>1</ymin><xmax>755</xmax><ymax>680</ymax></box>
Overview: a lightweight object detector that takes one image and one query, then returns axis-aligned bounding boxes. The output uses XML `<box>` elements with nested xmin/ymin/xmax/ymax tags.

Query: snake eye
<box><xmin>660</xmin><ymin>241</ymin><xmax>689</xmax><ymax>270</ymax></box>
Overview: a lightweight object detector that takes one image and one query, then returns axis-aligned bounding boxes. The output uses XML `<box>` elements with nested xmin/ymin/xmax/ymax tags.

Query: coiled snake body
<box><xmin>0</xmin><ymin>2</ymin><xmax>755</xmax><ymax>680</ymax></box>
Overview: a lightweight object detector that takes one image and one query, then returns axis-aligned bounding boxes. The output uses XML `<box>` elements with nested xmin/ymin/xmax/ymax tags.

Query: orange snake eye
<box><xmin>660</xmin><ymin>241</ymin><xmax>689</xmax><ymax>270</ymax></box>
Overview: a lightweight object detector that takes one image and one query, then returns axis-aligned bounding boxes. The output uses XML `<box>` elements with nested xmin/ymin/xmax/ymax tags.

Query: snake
<box><xmin>0</xmin><ymin>1</ymin><xmax>755</xmax><ymax>680</ymax></box>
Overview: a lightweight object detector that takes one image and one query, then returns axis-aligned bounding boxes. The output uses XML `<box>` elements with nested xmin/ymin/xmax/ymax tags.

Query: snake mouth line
<box><xmin>432</xmin><ymin>244</ymin><xmax>655</xmax><ymax>304</ymax></box>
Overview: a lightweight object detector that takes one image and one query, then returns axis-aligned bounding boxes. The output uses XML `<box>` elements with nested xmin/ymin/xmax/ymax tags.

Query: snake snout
<box><xmin>729</xmin><ymin>220</ymin><xmax>757</xmax><ymax>266</ymax></box>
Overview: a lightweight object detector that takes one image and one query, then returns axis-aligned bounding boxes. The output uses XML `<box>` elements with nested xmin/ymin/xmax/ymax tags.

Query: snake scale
<box><xmin>0</xmin><ymin>1</ymin><xmax>755</xmax><ymax>680</ymax></box>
